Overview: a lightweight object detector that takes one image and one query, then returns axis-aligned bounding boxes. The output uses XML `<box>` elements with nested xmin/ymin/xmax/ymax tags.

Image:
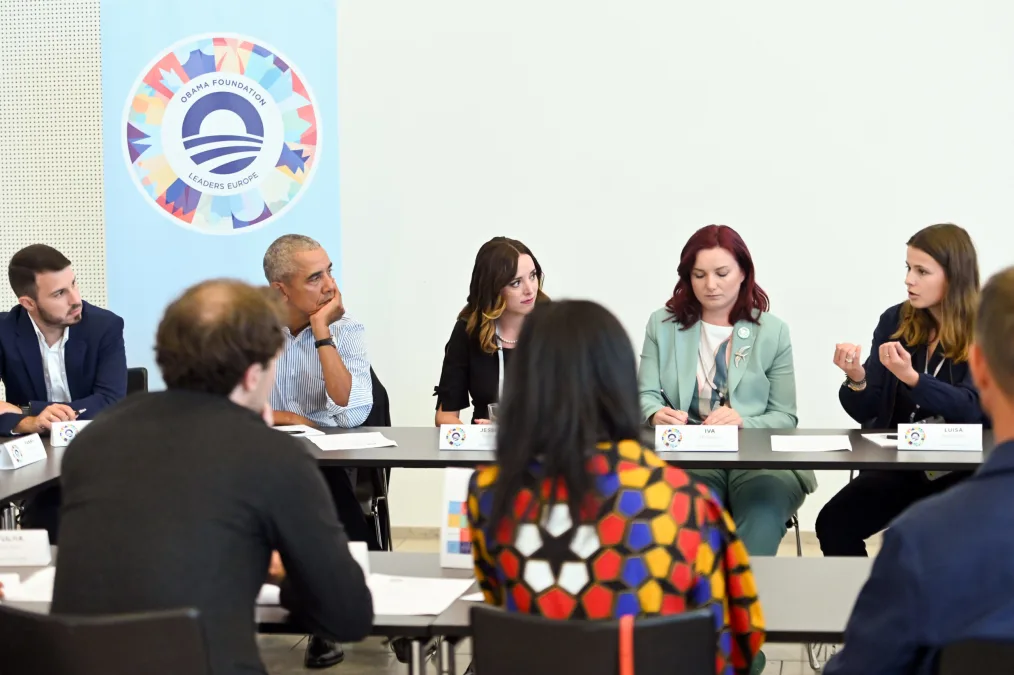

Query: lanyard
<box><xmin>910</xmin><ymin>347</ymin><xmax>946</xmax><ymax>422</ymax></box>
<box><xmin>495</xmin><ymin>327</ymin><xmax>505</xmax><ymax>398</ymax></box>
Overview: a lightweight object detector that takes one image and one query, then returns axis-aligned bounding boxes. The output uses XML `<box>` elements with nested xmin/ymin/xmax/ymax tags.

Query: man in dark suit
<box><xmin>51</xmin><ymin>279</ymin><xmax>374</xmax><ymax>675</ymax></box>
<box><xmin>825</xmin><ymin>265</ymin><xmax>1014</xmax><ymax>675</ymax></box>
<box><xmin>0</xmin><ymin>244</ymin><xmax>127</xmax><ymax>538</ymax></box>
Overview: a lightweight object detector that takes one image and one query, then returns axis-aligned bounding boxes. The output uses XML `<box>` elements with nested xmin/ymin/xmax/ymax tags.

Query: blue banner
<box><xmin>101</xmin><ymin>0</ymin><xmax>339</xmax><ymax>387</ymax></box>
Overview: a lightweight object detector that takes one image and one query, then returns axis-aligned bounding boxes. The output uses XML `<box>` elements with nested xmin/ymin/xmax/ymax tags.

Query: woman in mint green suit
<box><xmin>638</xmin><ymin>225</ymin><xmax>815</xmax><ymax>557</ymax></box>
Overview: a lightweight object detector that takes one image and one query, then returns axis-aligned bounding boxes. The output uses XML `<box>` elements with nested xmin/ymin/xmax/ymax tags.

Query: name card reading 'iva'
<box><xmin>439</xmin><ymin>424</ymin><xmax>496</xmax><ymax>451</ymax></box>
<box><xmin>655</xmin><ymin>425</ymin><xmax>739</xmax><ymax>452</ymax></box>
<box><xmin>0</xmin><ymin>433</ymin><xmax>47</xmax><ymax>470</ymax></box>
<box><xmin>898</xmin><ymin>424</ymin><xmax>983</xmax><ymax>452</ymax></box>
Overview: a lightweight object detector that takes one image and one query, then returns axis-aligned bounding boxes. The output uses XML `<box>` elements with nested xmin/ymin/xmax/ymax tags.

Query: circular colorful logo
<box><xmin>662</xmin><ymin>427</ymin><xmax>683</xmax><ymax>449</ymax></box>
<box><xmin>10</xmin><ymin>444</ymin><xmax>22</xmax><ymax>461</ymax></box>
<box><xmin>446</xmin><ymin>427</ymin><xmax>467</xmax><ymax>448</ymax></box>
<box><xmin>58</xmin><ymin>425</ymin><xmax>78</xmax><ymax>445</ymax></box>
<box><xmin>905</xmin><ymin>427</ymin><xmax>926</xmax><ymax>448</ymax></box>
<box><xmin>123</xmin><ymin>34</ymin><xmax>320</xmax><ymax>234</ymax></box>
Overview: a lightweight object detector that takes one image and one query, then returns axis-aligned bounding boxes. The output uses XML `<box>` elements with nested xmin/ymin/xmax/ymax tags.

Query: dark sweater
<box><xmin>51</xmin><ymin>390</ymin><xmax>373</xmax><ymax>675</ymax></box>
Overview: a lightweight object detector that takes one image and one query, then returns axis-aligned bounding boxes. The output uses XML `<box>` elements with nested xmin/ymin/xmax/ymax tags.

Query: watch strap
<box><xmin>314</xmin><ymin>337</ymin><xmax>336</xmax><ymax>349</ymax></box>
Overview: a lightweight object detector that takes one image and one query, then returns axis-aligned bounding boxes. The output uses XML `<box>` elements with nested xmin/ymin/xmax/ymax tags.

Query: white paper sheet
<box><xmin>862</xmin><ymin>433</ymin><xmax>899</xmax><ymax>448</ymax></box>
<box><xmin>274</xmin><ymin>425</ymin><xmax>324</xmax><ymax>437</ymax></box>
<box><xmin>1</xmin><ymin>566</ymin><xmax>55</xmax><ymax>602</ymax></box>
<box><xmin>771</xmin><ymin>435</ymin><xmax>852</xmax><ymax>452</ymax></box>
<box><xmin>368</xmin><ymin>574</ymin><xmax>475</xmax><ymax>615</ymax></box>
<box><xmin>257</xmin><ymin>584</ymin><xmax>281</xmax><ymax>606</ymax></box>
<box><xmin>310</xmin><ymin>433</ymin><xmax>398</xmax><ymax>451</ymax></box>
<box><xmin>460</xmin><ymin>592</ymin><xmax>485</xmax><ymax>602</ymax></box>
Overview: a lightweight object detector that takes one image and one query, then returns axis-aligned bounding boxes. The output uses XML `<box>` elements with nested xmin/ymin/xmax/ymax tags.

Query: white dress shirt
<box><xmin>28</xmin><ymin>314</ymin><xmax>71</xmax><ymax>403</ymax></box>
<box><xmin>270</xmin><ymin>314</ymin><xmax>373</xmax><ymax>428</ymax></box>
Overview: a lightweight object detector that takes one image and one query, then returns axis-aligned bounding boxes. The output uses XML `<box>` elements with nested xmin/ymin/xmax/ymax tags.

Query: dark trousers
<box><xmin>19</xmin><ymin>486</ymin><xmax>62</xmax><ymax>543</ymax></box>
<box><xmin>816</xmin><ymin>470</ymin><xmax>971</xmax><ymax>556</ymax></box>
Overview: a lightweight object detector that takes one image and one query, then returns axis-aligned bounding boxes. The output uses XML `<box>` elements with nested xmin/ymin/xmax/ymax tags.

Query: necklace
<box><xmin>497</xmin><ymin>336</ymin><xmax>517</xmax><ymax>345</ymax></box>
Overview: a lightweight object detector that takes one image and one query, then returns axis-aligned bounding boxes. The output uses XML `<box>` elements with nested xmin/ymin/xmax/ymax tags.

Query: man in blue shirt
<box><xmin>826</xmin><ymin>265</ymin><xmax>1014</xmax><ymax>675</ymax></box>
<box><xmin>262</xmin><ymin>234</ymin><xmax>374</xmax><ymax>669</ymax></box>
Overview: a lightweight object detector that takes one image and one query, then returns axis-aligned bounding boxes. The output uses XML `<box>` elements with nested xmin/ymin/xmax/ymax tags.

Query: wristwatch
<box><xmin>314</xmin><ymin>336</ymin><xmax>337</xmax><ymax>350</ymax></box>
<box><xmin>20</xmin><ymin>404</ymin><xmax>30</xmax><ymax>416</ymax></box>
<box><xmin>844</xmin><ymin>377</ymin><xmax>867</xmax><ymax>392</ymax></box>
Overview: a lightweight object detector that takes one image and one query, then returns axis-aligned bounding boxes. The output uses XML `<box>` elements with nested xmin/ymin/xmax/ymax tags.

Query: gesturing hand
<box><xmin>651</xmin><ymin>407</ymin><xmax>688</xmax><ymax>426</ymax></box>
<box><xmin>880</xmin><ymin>341</ymin><xmax>918</xmax><ymax>387</ymax></box>
<box><xmin>833</xmin><ymin>343</ymin><xmax>866</xmax><ymax>382</ymax></box>
<box><xmin>703</xmin><ymin>406</ymin><xmax>743</xmax><ymax>427</ymax></box>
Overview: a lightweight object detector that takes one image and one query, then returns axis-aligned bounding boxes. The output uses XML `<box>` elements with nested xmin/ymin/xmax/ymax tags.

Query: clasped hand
<box><xmin>652</xmin><ymin>406</ymin><xmax>742</xmax><ymax>427</ymax></box>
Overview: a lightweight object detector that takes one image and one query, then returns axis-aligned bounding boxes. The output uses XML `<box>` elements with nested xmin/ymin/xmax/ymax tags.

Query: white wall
<box><xmin>338</xmin><ymin>0</ymin><xmax>1014</xmax><ymax>530</ymax></box>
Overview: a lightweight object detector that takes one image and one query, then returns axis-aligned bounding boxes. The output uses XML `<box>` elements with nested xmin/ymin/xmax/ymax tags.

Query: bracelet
<box><xmin>844</xmin><ymin>377</ymin><xmax>867</xmax><ymax>392</ymax></box>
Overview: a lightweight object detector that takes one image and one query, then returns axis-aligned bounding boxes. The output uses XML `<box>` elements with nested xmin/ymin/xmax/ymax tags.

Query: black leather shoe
<box><xmin>304</xmin><ymin>635</ymin><xmax>344</xmax><ymax>669</ymax></box>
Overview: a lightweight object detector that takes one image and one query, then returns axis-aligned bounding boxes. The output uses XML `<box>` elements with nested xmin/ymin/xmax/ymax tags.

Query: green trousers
<box><xmin>688</xmin><ymin>469</ymin><xmax>806</xmax><ymax>556</ymax></box>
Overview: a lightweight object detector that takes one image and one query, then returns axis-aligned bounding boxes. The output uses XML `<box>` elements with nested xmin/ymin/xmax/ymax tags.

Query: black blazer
<box><xmin>434</xmin><ymin>319</ymin><xmax>511</xmax><ymax>422</ymax></box>
<box><xmin>839</xmin><ymin>303</ymin><xmax>986</xmax><ymax>428</ymax></box>
<box><xmin>51</xmin><ymin>390</ymin><xmax>374</xmax><ymax>675</ymax></box>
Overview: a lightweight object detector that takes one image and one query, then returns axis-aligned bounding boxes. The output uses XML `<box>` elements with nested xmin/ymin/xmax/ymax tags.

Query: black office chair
<box><xmin>354</xmin><ymin>367</ymin><xmax>393</xmax><ymax>550</ymax></box>
<box><xmin>126</xmin><ymin>366</ymin><xmax>149</xmax><ymax>395</ymax></box>
<box><xmin>936</xmin><ymin>639</ymin><xmax>1014</xmax><ymax>674</ymax></box>
<box><xmin>470</xmin><ymin>605</ymin><xmax>716</xmax><ymax>675</ymax></box>
<box><xmin>0</xmin><ymin>604</ymin><xmax>211</xmax><ymax>675</ymax></box>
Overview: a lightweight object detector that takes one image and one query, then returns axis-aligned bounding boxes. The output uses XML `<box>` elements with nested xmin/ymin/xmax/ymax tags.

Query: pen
<box><xmin>75</xmin><ymin>408</ymin><xmax>87</xmax><ymax>415</ymax></box>
<box><xmin>660</xmin><ymin>389</ymin><xmax>676</xmax><ymax>410</ymax></box>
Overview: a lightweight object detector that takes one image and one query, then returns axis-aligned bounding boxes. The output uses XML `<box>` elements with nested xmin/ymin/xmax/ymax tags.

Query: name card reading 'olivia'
<box><xmin>50</xmin><ymin>420</ymin><xmax>92</xmax><ymax>448</ymax></box>
<box><xmin>0</xmin><ymin>433</ymin><xmax>47</xmax><ymax>470</ymax></box>
<box><xmin>898</xmin><ymin>424</ymin><xmax>982</xmax><ymax>452</ymax></box>
<box><xmin>439</xmin><ymin>424</ymin><xmax>496</xmax><ymax>451</ymax></box>
<box><xmin>655</xmin><ymin>425</ymin><xmax>739</xmax><ymax>453</ymax></box>
<box><xmin>0</xmin><ymin>529</ymin><xmax>52</xmax><ymax>566</ymax></box>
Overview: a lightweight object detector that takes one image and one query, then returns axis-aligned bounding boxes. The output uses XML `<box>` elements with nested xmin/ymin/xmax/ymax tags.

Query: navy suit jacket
<box><xmin>825</xmin><ymin>441</ymin><xmax>1014</xmax><ymax>675</ymax></box>
<box><xmin>0</xmin><ymin>302</ymin><xmax>127</xmax><ymax>436</ymax></box>
<box><xmin>839</xmin><ymin>303</ymin><xmax>986</xmax><ymax>427</ymax></box>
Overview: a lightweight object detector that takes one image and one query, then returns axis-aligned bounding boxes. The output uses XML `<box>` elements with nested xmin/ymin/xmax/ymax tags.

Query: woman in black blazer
<box><xmin>434</xmin><ymin>237</ymin><xmax>549</xmax><ymax>425</ymax></box>
<box><xmin>816</xmin><ymin>223</ymin><xmax>984</xmax><ymax>556</ymax></box>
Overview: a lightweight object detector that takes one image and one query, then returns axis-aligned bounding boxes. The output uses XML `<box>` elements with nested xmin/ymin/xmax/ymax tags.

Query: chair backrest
<box><xmin>0</xmin><ymin>604</ymin><xmax>211</xmax><ymax>675</ymax></box>
<box><xmin>361</xmin><ymin>367</ymin><xmax>391</xmax><ymax>427</ymax></box>
<box><xmin>126</xmin><ymin>366</ymin><xmax>148</xmax><ymax>395</ymax></box>
<box><xmin>470</xmin><ymin>605</ymin><xmax>716</xmax><ymax>675</ymax></box>
<box><xmin>937</xmin><ymin>639</ymin><xmax>1014</xmax><ymax>674</ymax></box>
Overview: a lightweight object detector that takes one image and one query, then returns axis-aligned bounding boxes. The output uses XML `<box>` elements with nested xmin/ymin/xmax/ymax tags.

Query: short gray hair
<box><xmin>976</xmin><ymin>266</ymin><xmax>1014</xmax><ymax>397</ymax></box>
<box><xmin>263</xmin><ymin>234</ymin><xmax>322</xmax><ymax>283</ymax></box>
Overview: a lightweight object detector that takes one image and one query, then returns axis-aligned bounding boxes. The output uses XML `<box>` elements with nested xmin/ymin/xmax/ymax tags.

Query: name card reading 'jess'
<box><xmin>655</xmin><ymin>425</ymin><xmax>739</xmax><ymax>452</ymax></box>
<box><xmin>439</xmin><ymin>424</ymin><xmax>496</xmax><ymax>451</ymax></box>
<box><xmin>0</xmin><ymin>433</ymin><xmax>47</xmax><ymax>470</ymax></box>
<box><xmin>0</xmin><ymin>529</ymin><xmax>52</xmax><ymax>566</ymax></box>
<box><xmin>898</xmin><ymin>424</ymin><xmax>982</xmax><ymax>452</ymax></box>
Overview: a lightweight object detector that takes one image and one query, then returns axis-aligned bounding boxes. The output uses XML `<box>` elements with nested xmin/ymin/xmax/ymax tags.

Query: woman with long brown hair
<box><xmin>434</xmin><ymin>237</ymin><xmax>548</xmax><ymax>425</ymax></box>
<box><xmin>816</xmin><ymin>223</ymin><xmax>985</xmax><ymax>556</ymax></box>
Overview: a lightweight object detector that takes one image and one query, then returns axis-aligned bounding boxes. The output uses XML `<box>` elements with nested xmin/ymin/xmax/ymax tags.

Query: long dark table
<box><xmin>1</xmin><ymin>426</ymin><xmax>988</xmax><ymax>503</ymax></box>
<box><xmin>313</xmin><ymin>426</ymin><xmax>989</xmax><ymax>472</ymax></box>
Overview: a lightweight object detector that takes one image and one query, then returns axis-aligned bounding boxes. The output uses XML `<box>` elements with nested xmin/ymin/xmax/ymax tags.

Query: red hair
<box><xmin>665</xmin><ymin>225</ymin><xmax>769</xmax><ymax>328</ymax></box>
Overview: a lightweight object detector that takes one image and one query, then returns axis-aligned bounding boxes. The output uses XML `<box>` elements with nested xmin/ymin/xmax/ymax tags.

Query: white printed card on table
<box><xmin>654</xmin><ymin>425</ymin><xmax>738</xmax><ymax>452</ymax></box>
<box><xmin>898</xmin><ymin>424</ymin><xmax>982</xmax><ymax>451</ymax></box>
<box><xmin>439</xmin><ymin>424</ymin><xmax>496</xmax><ymax>451</ymax></box>
<box><xmin>0</xmin><ymin>529</ymin><xmax>52</xmax><ymax>566</ymax></box>
<box><xmin>50</xmin><ymin>421</ymin><xmax>92</xmax><ymax>447</ymax></box>
<box><xmin>0</xmin><ymin>433</ymin><xmax>47</xmax><ymax>470</ymax></box>
<box><xmin>440</xmin><ymin>467</ymin><xmax>475</xmax><ymax>569</ymax></box>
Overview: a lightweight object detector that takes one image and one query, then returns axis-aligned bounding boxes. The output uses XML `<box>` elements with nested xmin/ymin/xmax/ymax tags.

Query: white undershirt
<box><xmin>28</xmin><ymin>314</ymin><xmax>70</xmax><ymax>403</ymax></box>
<box><xmin>696</xmin><ymin>321</ymin><xmax>734</xmax><ymax>417</ymax></box>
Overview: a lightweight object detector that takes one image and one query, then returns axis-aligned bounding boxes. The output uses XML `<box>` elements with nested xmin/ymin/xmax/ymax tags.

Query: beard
<box><xmin>38</xmin><ymin>304</ymin><xmax>82</xmax><ymax>328</ymax></box>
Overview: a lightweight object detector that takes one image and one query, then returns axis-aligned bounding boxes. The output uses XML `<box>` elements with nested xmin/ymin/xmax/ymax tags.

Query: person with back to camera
<box><xmin>467</xmin><ymin>300</ymin><xmax>765</xmax><ymax>675</ymax></box>
<box><xmin>434</xmin><ymin>236</ymin><xmax>548</xmax><ymax>425</ymax></box>
<box><xmin>816</xmin><ymin>223</ymin><xmax>984</xmax><ymax>557</ymax></box>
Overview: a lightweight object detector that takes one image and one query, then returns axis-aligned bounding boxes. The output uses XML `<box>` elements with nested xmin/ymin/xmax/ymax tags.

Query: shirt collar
<box><xmin>27</xmin><ymin>312</ymin><xmax>68</xmax><ymax>350</ymax></box>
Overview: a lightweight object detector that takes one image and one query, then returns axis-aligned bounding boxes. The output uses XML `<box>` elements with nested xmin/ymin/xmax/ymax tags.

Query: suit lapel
<box><xmin>727</xmin><ymin>319</ymin><xmax>759</xmax><ymax>397</ymax></box>
<box><xmin>14</xmin><ymin>311</ymin><xmax>46</xmax><ymax>401</ymax></box>
<box><xmin>675</xmin><ymin>321</ymin><xmax>700</xmax><ymax>410</ymax></box>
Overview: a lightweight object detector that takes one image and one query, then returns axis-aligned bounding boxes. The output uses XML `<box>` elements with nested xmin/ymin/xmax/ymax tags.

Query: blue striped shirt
<box><xmin>271</xmin><ymin>315</ymin><xmax>373</xmax><ymax>428</ymax></box>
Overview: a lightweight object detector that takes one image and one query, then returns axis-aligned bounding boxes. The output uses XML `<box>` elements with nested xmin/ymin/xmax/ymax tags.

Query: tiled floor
<box><xmin>258</xmin><ymin>531</ymin><xmax>874</xmax><ymax>674</ymax></box>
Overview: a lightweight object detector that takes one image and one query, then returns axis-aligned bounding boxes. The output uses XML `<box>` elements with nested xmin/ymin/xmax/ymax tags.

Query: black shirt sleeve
<box><xmin>435</xmin><ymin>320</ymin><xmax>472</xmax><ymax>414</ymax></box>
<box><xmin>268</xmin><ymin>445</ymin><xmax>373</xmax><ymax>641</ymax></box>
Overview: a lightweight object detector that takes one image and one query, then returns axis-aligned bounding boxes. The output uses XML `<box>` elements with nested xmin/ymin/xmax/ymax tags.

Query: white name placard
<box><xmin>898</xmin><ymin>423</ymin><xmax>982</xmax><ymax>452</ymax></box>
<box><xmin>655</xmin><ymin>425</ymin><xmax>739</xmax><ymax>452</ymax></box>
<box><xmin>439</xmin><ymin>424</ymin><xmax>496</xmax><ymax>451</ymax></box>
<box><xmin>0</xmin><ymin>529</ymin><xmax>52</xmax><ymax>566</ymax></box>
<box><xmin>50</xmin><ymin>420</ymin><xmax>92</xmax><ymax>447</ymax></box>
<box><xmin>0</xmin><ymin>433</ymin><xmax>47</xmax><ymax>470</ymax></box>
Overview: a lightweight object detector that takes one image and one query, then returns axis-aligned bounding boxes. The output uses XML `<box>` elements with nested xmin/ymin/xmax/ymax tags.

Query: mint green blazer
<box><xmin>637</xmin><ymin>307</ymin><xmax>817</xmax><ymax>494</ymax></box>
